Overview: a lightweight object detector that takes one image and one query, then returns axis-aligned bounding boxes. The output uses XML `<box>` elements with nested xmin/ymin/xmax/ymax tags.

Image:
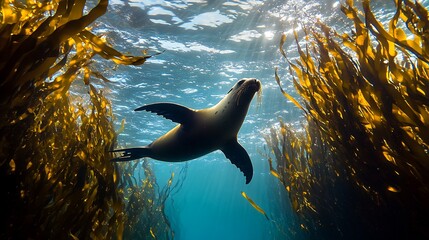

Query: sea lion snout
<box><xmin>251</xmin><ymin>79</ymin><xmax>261</xmax><ymax>92</ymax></box>
<box><xmin>236</xmin><ymin>78</ymin><xmax>261</xmax><ymax>91</ymax></box>
<box><xmin>241</xmin><ymin>78</ymin><xmax>261</xmax><ymax>92</ymax></box>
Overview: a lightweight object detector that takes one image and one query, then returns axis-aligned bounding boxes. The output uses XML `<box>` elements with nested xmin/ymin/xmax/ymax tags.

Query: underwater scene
<box><xmin>2</xmin><ymin>0</ymin><xmax>429</xmax><ymax>239</ymax></box>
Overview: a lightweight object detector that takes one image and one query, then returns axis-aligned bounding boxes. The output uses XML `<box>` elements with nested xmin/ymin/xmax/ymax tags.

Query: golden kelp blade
<box><xmin>241</xmin><ymin>191</ymin><xmax>269</xmax><ymax>220</ymax></box>
<box><xmin>117</xmin><ymin>119</ymin><xmax>126</xmax><ymax>134</ymax></box>
<box><xmin>268</xmin><ymin>157</ymin><xmax>281</xmax><ymax>180</ymax></box>
<box><xmin>149</xmin><ymin>227</ymin><xmax>156</xmax><ymax>239</ymax></box>
<box><xmin>279</xmin><ymin>33</ymin><xmax>287</xmax><ymax>59</ymax></box>
<box><xmin>79</xmin><ymin>30</ymin><xmax>151</xmax><ymax>65</ymax></box>
<box><xmin>275</xmin><ymin>67</ymin><xmax>306</xmax><ymax>112</ymax></box>
<box><xmin>270</xmin><ymin>169</ymin><xmax>281</xmax><ymax>179</ymax></box>
<box><xmin>167</xmin><ymin>172</ymin><xmax>174</xmax><ymax>186</ymax></box>
<box><xmin>387</xmin><ymin>186</ymin><xmax>400</xmax><ymax>193</ymax></box>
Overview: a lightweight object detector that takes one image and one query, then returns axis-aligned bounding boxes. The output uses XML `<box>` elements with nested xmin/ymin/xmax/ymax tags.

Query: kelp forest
<box><xmin>2</xmin><ymin>0</ymin><xmax>429</xmax><ymax>239</ymax></box>
<box><xmin>0</xmin><ymin>0</ymin><xmax>183</xmax><ymax>239</ymax></box>
<box><xmin>267</xmin><ymin>0</ymin><xmax>429</xmax><ymax>239</ymax></box>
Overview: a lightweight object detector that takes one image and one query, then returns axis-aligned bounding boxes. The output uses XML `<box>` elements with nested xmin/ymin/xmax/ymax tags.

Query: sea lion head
<box><xmin>227</xmin><ymin>78</ymin><xmax>261</xmax><ymax>107</ymax></box>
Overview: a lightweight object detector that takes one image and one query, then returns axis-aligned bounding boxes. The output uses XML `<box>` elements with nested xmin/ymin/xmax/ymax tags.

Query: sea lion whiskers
<box><xmin>235</xmin><ymin>82</ymin><xmax>261</xmax><ymax>107</ymax></box>
<box><xmin>256</xmin><ymin>84</ymin><xmax>263</xmax><ymax>109</ymax></box>
<box><xmin>235</xmin><ymin>85</ymin><xmax>246</xmax><ymax>106</ymax></box>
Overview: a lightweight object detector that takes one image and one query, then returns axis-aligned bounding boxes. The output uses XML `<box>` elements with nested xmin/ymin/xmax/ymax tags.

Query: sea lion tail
<box><xmin>110</xmin><ymin>147</ymin><xmax>151</xmax><ymax>162</ymax></box>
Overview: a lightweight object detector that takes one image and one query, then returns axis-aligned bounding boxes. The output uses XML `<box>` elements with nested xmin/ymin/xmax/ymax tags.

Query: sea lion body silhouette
<box><xmin>111</xmin><ymin>78</ymin><xmax>261</xmax><ymax>184</ymax></box>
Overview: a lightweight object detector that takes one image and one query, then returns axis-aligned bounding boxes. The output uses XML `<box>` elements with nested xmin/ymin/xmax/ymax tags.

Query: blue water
<box><xmin>90</xmin><ymin>0</ymin><xmax>420</xmax><ymax>239</ymax></box>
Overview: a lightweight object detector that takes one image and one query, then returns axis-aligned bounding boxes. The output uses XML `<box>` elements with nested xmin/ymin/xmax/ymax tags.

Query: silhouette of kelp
<box><xmin>268</xmin><ymin>0</ymin><xmax>429</xmax><ymax>239</ymax></box>
<box><xmin>122</xmin><ymin>160</ymin><xmax>187</xmax><ymax>240</ymax></box>
<box><xmin>0</xmin><ymin>0</ymin><xmax>180</xmax><ymax>239</ymax></box>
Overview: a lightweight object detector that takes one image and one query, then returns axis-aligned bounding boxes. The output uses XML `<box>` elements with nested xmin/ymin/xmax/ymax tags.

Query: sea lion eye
<box><xmin>237</xmin><ymin>79</ymin><xmax>245</xmax><ymax>86</ymax></box>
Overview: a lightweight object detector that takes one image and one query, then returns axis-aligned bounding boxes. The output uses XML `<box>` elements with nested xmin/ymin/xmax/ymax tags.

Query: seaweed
<box><xmin>241</xmin><ymin>191</ymin><xmax>270</xmax><ymax>220</ymax></box>
<box><xmin>268</xmin><ymin>0</ymin><xmax>429</xmax><ymax>239</ymax></box>
<box><xmin>122</xmin><ymin>161</ymin><xmax>188</xmax><ymax>240</ymax></box>
<box><xmin>0</xmin><ymin>0</ymin><xmax>180</xmax><ymax>239</ymax></box>
<box><xmin>265</xmin><ymin>120</ymin><xmax>338</xmax><ymax>237</ymax></box>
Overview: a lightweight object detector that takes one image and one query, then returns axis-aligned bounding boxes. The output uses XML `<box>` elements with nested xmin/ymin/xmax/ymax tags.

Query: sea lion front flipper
<box><xmin>221</xmin><ymin>139</ymin><xmax>253</xmax><ymax>184</ymax></box>
<box><xmin>135</xmin><ymin>102</ymin><xmax>196</xmax><ymax>125</ymax></box>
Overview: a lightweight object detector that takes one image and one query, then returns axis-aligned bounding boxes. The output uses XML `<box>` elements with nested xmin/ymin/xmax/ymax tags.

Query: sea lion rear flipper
<box><xmin>221</xmin><ymin>139</ymin><xmax>253</xmax><ymax>184</ymax></box>
<box><xmin>135</xmin><ymin>102</ymin><xmax>195</xmax><ymax>125</ymax></box>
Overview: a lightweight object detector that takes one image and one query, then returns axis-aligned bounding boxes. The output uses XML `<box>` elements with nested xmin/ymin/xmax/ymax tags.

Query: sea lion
<box><xmin>111</xmin><ymin>78</ymin><xmax>261</xmax><ymax>184</ymax></box>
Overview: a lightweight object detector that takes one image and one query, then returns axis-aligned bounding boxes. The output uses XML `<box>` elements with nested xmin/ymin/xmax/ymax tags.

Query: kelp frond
<box><xmin>265</xmin><ymin>120</ymin><xmax>332</xmax><ymax>234</ymax></box>
<box><xmin>0</xmin><ymin>0</ymin><xmax>171</xmax><ymax>239</ymax></box>
<box><xmin>269</xmin><ymin>0</ymin><xmax>429</xmax><ymax>238</ymax></box>
<box><xmin>120</xmin><ymin>160</ymin><xmax>187</xmax><ymax>239</ymax></box>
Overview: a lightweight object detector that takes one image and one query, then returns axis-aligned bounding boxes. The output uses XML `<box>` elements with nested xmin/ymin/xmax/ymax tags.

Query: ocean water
<box><xmin>90</xmin><ymin>0</ymin><xmax>424</xmax><ymax>239</ymax></box>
